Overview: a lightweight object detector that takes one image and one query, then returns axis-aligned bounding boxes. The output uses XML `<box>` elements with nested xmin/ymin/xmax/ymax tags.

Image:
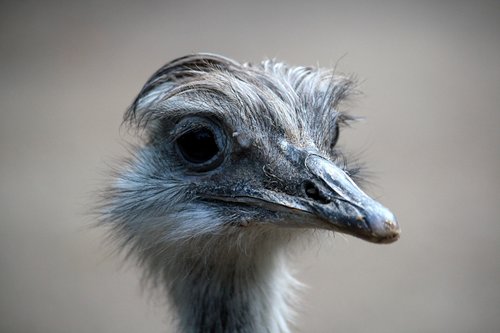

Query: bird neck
<box><xmin>162</xmin><ymin>229</ymin><xmax>300</xmax><ymax>333</ymax></box>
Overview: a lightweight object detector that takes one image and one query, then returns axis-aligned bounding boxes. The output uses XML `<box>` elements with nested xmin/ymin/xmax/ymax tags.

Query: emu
<box><xmin>100</xmin><ymin>53</ymin><xmax>400</xmax><ymax>333</ymax></box>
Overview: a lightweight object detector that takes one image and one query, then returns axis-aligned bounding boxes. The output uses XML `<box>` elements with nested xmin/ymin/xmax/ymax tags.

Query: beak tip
<box><xmin>362</xmin><ymin>206</ymin><xmax>400</xmax><ymax>244</ymax></box>
<box><xmin>372</xmin><ymin>214</ymin><xmax>401</xmax><ymax>244</ymax></box>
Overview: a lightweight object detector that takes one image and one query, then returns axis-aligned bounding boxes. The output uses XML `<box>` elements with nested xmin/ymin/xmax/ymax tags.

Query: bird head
<box><xmin>102</xmin><ymin>54</ymin><xmax>399</xmax><ymax>256</ymax></box>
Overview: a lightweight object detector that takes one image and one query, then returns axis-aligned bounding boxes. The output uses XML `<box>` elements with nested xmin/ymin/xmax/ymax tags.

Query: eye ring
<box><xmin>174</xmin><ymin>117</ymin><xmax>227</xmax><ymax>172</ymax></box>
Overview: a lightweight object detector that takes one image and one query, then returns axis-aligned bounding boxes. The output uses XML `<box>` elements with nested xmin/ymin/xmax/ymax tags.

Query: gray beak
<box><xmin>303</xmin><ymin>154</ymin><xmax>400</xmax><ymax>243</ymax></box>
<box><xmin>202</xmin><ymin>147</ymin><xmax>400</xmax><ymax>244</ymax></box>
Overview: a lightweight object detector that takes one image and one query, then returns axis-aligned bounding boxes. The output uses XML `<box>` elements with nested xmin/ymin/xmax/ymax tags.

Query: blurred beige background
<box><xmin>1</xmin><ymin>1</ymin><xmax>499</xmax><ymax>332</ymax></box>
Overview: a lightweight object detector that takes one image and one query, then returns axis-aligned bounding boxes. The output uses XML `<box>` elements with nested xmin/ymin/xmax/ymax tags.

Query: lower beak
<box><xmin>303</xmin><ymin>154</ymin><xmax>400</xmax><ymax>243</ymax></box>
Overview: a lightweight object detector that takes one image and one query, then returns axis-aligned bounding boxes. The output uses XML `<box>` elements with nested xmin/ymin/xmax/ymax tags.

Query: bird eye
<box><xmin>174</xmin><ymin>119</ymin><xmax>226</xmax><ymax>171</ymax></box>
<box><xmin>330</xmin><ymin>123</ymin><xmax>340</xmax><ymax>149</ymax></box>
<box><xmin>177</xmin><ymin>128</ymin><xmax>218</xmax><ymax>163</ymax></box>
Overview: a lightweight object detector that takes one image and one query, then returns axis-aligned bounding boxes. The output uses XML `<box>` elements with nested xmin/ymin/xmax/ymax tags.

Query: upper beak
<box><xmin>303</xmin><ymin>154</ymin><xmax>400</xmax><ymax>244</ymax></box>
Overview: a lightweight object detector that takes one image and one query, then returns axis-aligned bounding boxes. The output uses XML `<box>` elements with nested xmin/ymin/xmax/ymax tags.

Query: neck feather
<box><xmin>147</xmin><ymin>227</ymin><xmax>302</xmax><ymax>333</ymax></box>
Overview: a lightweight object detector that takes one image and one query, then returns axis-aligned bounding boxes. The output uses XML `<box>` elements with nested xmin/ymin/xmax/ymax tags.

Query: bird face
<box><xmin>107</xmin><ymin>54</ymin><xmax>399</xmax><ymax>246</ymax></box>
<box><xmin>167</xmin><ymin>115</ymin><xmax>398</xmax><ymax>244</ymax></box>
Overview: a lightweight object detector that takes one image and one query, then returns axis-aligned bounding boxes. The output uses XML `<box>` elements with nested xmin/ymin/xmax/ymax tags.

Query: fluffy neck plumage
<box><xmin>151</xmin><ymin>227</ymin><xmax>301</xmax><ymax>333</ymax></box>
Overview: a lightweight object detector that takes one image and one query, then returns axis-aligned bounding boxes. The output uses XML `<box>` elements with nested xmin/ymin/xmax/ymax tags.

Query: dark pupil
<box><xmin>177</xmin><ymin>128</ymin><xmax>219</xmax><ymax>164</ymax></box>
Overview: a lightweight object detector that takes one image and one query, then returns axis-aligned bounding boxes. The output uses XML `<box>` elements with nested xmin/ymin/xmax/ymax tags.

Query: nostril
<box><xmin>303</xmin><ymin>180</ymin><xmax>330</xmax><ymax>204</ymax></box>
